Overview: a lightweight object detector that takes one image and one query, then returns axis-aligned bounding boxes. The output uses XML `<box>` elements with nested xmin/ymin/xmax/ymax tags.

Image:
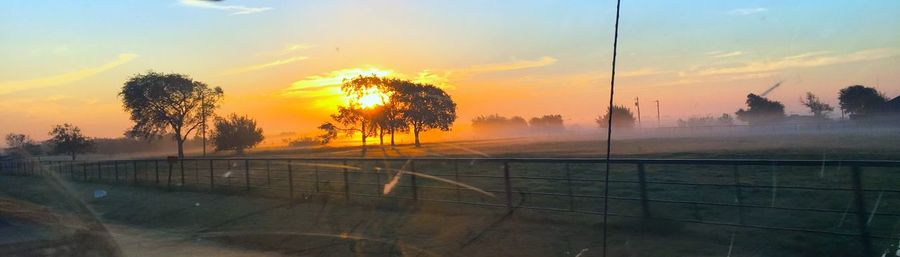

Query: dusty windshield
<box><xmin>1</xmin><ymin>1</ymin><xmax>899</xmax><ymax>257</ymax></box>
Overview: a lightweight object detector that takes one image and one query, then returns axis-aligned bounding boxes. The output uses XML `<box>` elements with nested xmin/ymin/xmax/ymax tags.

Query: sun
<box><xmin>357</xmin><ymin>87</ymin><xmax>387</xmax><ymax>109</ymax></box>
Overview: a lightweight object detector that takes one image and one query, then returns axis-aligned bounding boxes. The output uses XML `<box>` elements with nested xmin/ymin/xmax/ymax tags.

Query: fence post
<box><xmin>167</xmin><ymin>161</ymin><xmax>173</xmax><ymax>189</ymax></box>
<box><xmin>850</xmin><ymin>165</ymin><xmax>873</xmax><ymax>256</ymax></box>
<box><xmin>133</xmin><ymin>161</ymin><xmax>138</xmax><ymax>185</ymax></box>
<box><xmin>637</xmin><ymin>162</ymin><xmax>650</xmax><ymax>217</ymax></box>
<box><xmin>266</xmin><ymin>160</ymin><xmax>271</xmax><ymax>185</ymax></box>
<box><xmin>314</xmin><ymin>162</ymin><xmax>320</xmax><ymax>193</ymax></box>
<box><xmin>566</xmin><ymin>163</ymin><xmax>575</xmax><ymax>211</ymax></box>
<box><xmin>343</xmin><ymin>160</ymin><xmax>350</xmax><ymax>200</ymax></box>
<box><xmin>732</xmin><ymin>165</ymin><xmax>745</xmax><ymax>224</ymax></box>
<box><xmin>114</xmin><ymin>161</ymin><xmax>119</xmax><ymax>183</ymax></box>
<box><xmin>455</xmin><ymin>161</ymin><xmax>462</xmax><ymax>203</ymax></box>
<box><xmin>155</xmin><ymin>160</ymin><xmax>160</xmax><ymax>185</ymax></box>
<box><xmin>194</xmin><ymin>160</ymin><xmax>199</xmax><ymax>184</ymax></box>
<box><xmin>180</xmin><ymin>159</ymin><xmax>185</xmax><ymax>186</ymax></box>
<box><xmin>82</xmin><ymin>162</ymin><xmax>87</xmax><ymax>181</ymax></box>
<box><xmin>244</xmin><ymin>159</ymin><xmax>251</xmax><ymax>191</ymax></box>
<box><xmin>98</xmin><ymin>162</ymin><xmax>102</xmax><ymax>181</ymax></box>
<box><xmin>410</xmin><ymin>160</ymin><xmax>418</xmax><ymax>200</ymax></box>
<box><xmin>288</xmin><ymin>160</ymin><xmax>294</xmax><ymax>199</ymax></box>
<box><xmin>70</xmin><ymin>162</ymin><xmax>75</xmax><ymax>180</ymax></box>
<box><xmin>503</xmin><ymin>162</ymin><xmax>512</xmax><ymax>210</ymax></box>
<box><xmin>209</xmin><ymin>159</ymin><xmax>215</xmax><ymax>191</ymax></box>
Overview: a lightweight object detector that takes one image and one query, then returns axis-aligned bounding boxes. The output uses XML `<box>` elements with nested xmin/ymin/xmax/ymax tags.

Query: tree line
<box><xmin>597</xmin><ymin>84</ymin><xmax>899</xmax><ymax>129</ymax></box>
<box><xmin>4</xmin><ymin>72</ymin><xmax>267</xmax><ymax>160</ymax></box>
<box><xmin>470</xmin><ymin>114</ymin><xmax>565</xmax><ymax>134</ymax></box>
<box><xmin>318</xmin><ymin>75</ymin><xmax>457</xmax><ymax>153</ymax></box>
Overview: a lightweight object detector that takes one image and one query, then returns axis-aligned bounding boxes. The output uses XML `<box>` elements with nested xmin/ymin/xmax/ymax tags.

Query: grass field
<box><xmin>2</xmin><ymin>133</ymin><xmax>900</xmax><ymax>256</ymax></box>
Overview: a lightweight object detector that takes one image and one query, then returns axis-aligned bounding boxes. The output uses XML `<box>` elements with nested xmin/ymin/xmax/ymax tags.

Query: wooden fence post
<box><xmin>314</xmin><ymin>162</ymin><xmax>320</xmax><ymax>193</ymax></box>
<box><xmin>566</xmin><ymin>163</ymin><xmax>575</xmax><ymax>211</ymax></box>
<box><xmin>133</xmin><ymin>161</ymin><xmax>138</xmax><ymax>185</ymax></box>
<box><xmin>850</xmin><ymin>166</ymin><xmax>873</xmax><ymax>256</ymax></box>
<box><xmin>180</xmin><ymin>159</ymin><xmax>185</xmax><ymax>186</ymax></box>
<box><xmin>154</xmin><ymin>160</ymin><xmax>160</xmax><ymax>185</ymax></box>
<box><xmin>503</xmin><ymin>162</ymin><xmax>512</xmax><ymax>210</ymax></box>
<box><xmin>343</xmin><ymin>160</ymin><xmax>350</xmax><ymax>200</ymax></box>
<box><xmin>209</xmin><ymin>159</ymin><xmax>215</xmax><ymax>191</ymax></box>
<box><xmin>410</xmin><ymin>160</ymin><xmax>418</xmax><ymax>200</ymax></box>
<box><xmin>288</xmin><ymin>160</ymin><xmax>294</xmax><ymax>199</ymax></box>
<box><xmin>732</xmin><ymin>165</ymin><xmax>745</xmax><ymax>224</ymax></box>
<box><xmin>637</xmin><ymin>162</ymin><xmax>650</xmax><ymax>217</ymax></box>
<box><xmin>244</xmin><ymin>159</ymin><xmax>251</xmax><ymax>191</ymax></box>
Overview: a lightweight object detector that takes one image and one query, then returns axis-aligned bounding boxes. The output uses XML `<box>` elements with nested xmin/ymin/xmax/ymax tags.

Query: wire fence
<box><xmin>2</xmin><ymin>157</ymin><xmax>899</xmax><ymax>255</ymax></box>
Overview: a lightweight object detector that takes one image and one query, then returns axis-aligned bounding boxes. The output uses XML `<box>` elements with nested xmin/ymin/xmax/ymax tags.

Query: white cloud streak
<box><xmin>221</xmin><ymin>56</ymin><xmax>309</xmax><ymax>76</ymax></box>
<box><xmin>0</xmin><ymin>53</ymin><xmax>139</xmax><ymax>96</ymax></box>
<box><xmin>179</xmin><ymin>0</ymin><xmax>271</xmax><ymax>15</ymax></box>
<box><xmin>729</xmin><ymin>7</ymin><xmax>768</xmax><ymax>16</ymax></box>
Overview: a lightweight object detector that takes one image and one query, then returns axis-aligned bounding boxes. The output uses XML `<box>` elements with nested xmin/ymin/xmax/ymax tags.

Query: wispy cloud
<box><xmin>708</xmin><ymin>51</ymin><xmax>747</xmax><ymax>58</ymax></box>
<box><xmin>220</xmin><ymin>56</ymin><xmax>308</xmax><ymax>76</ymax></box>
<box><xmin>690</xmin><ymin>48</ymin><xmax>898</xmax><ymax>77</ymax></box>
<box><xmin>0</xmin><ymin>53</ymin><xmax>138</xmax><ymax>96</ymax></box>
<box><xmin>729</xmin><ymin>7</ymin><xmax>768</xmax><ymax>16</ymax></box>
<box><xmin>456</xmin><ymin>56</ymin><xmax>557</xmax><ymax>76</ymax></box>
<box><xmin>179</xmin><ymin>0</ymin><xmax>271</xmax><ymax>15</ymax></box>
<box><xmin>280</xmin><ymin>44</ymin><xmax>315</xmax><ymax>54</ymax></box>
<box><xmin>619</xmin><ymin>68</ymin><xmax>669</xmax><ymax>78</ymax></box>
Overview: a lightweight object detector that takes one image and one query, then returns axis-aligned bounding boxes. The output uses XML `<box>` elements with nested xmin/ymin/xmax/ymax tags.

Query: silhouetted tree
<box><xmin>120</xmin><ymin>72</ymin><xmax>223</xmax><ymax>158</ymax></box>
<box><xmin>735</xmin><ymin>94</ymin><xmax>785</xmax><ymax>125</ymax></box>
<box><xmin>597</xmin><ymin>105</ymin><xmax>636</xmax><ymax>129</ymax></box>
<box><xmin>47</xmin><ymin>124</ymin><xmax>94</xmax><ymax>160</ymax></box>
<box><xmin>838</xmin><ymin>85</ymin><xmax>887</xmax><ymax>119</ymax></box>
<box><xmin>800</xmin><ymin>92</ymin><xmax>834</xmax><ymax>119</ymax></box>
<box><xmin>4</xmin><ymin>133</ymin><xmax>42</xmax><ymax>157</ymax></box>
<box><xmin>211</xmin><ymin>114</ymin><xmax>264</xmax><ymax>155</ymax></box>
<box><xmin>393</xmin><ymin>81</ymin><xmax>457</xmax><ymax>147</ymax></box>
<box><xmin>529</xmin><ymin>114</ymin><xmax>565</xmax><ymax>132</ymax></box>
<box><xmin>320</xmin><ymin>104</ymin><xmax>377</xmax><ymax>151</ymax></box>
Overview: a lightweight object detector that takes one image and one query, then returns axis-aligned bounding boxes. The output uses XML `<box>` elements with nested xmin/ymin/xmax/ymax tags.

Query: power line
<box><xmin>602</xmin><ymin>0</ymin><xmax>622</xmax><ymax>256</ymax></box>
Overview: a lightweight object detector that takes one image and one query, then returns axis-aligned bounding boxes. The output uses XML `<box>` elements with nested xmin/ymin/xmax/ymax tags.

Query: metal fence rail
<box><xmin>2</xmin><ymin>157</ymin><xmax>899</xmax><ymax>255</ymax></box>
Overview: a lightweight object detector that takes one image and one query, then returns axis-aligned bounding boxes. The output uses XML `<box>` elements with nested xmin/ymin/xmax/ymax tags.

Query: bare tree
<box><xmin>800</xmin><ymin>92</ymin><xmax>834</xmax><ymax>119</ymax></box>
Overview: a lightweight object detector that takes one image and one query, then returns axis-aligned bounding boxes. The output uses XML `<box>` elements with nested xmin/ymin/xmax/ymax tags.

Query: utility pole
<box><xmin>635</xmin><ymin>97</ymin><xmax>642</xmax><ymax>128</ymax></box>
<box><xmin>654</xmin><ymin>100</ymin><xmax>661</xmax><ymax>128</ymax></box>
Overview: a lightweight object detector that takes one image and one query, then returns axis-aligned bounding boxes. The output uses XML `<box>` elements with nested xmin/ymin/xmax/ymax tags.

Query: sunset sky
<box><xmin>1</xmin><ymin>0</ymin><xmax>898</xmax><ymax>143</ymax></box>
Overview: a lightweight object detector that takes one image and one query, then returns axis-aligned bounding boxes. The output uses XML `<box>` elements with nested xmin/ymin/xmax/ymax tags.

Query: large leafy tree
<box><xmin>119</xmin><ymin>72</ymin><xmax>223</xmax><ymax>158</ymax></box>
<box><xmin>838</xmin><ymin>85</ymin><xmax>887</xmax><ymax>119</ymax></box>
<box><xmin>4</xmin><ymin>133</ymin><xmax>43</xmax><ymax>157</ymax></box>
<box><xmin>800</xmin><ymin>92</ymin><xmax>834</xmax><ymax>119</ymax></box>
<box><xmin>596</xmin><ymin>105</ymin><xmax>636</xmax><ymax>129</ymax></box>
<box><xmin>48</xmin><ymin>124</ymin><xmax>94</xmax><ymax>160</ymax></box>
<box><xmin>735</xmin><ymin>94</ymin><xmax>785</xmax><ymax>125</ymax></box>
<box><xmin>211</xmin><ymin>114</ymin><xmax>264</xmax><ymax>155</ymax></box>
<box><xmin>393</xmin><ymin>81</ymin><xmax>457</xmax><ymax>147</ymax></box>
